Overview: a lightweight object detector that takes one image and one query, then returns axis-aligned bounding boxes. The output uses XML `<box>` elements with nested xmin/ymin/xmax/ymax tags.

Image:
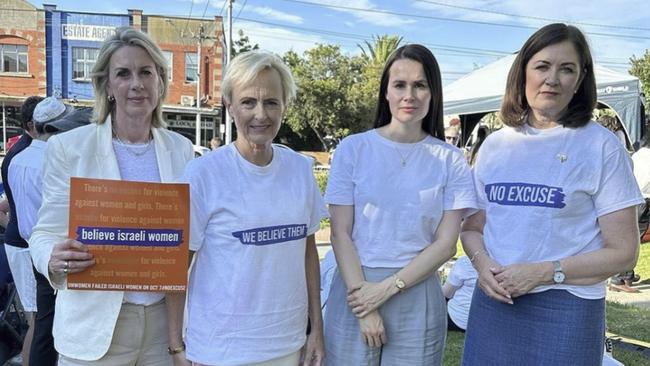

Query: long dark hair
<box><xmin>500</xmin><ymin>23</ymin><xmax>596</xmax><ymax>128</ymax></box>
<box><xmin>373</xmin><ymin>44</ymin><xmax>444</xmax><ymax>141</ymax></box>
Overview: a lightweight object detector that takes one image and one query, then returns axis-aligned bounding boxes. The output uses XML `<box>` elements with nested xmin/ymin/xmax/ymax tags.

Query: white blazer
<box><xmin>29</xmin><ymin>116</ymin><xmax>193</xmax><ymax>360</ymax></box>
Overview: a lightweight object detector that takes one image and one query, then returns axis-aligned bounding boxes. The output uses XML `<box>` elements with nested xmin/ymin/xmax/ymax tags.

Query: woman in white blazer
<box><xmin>29</xmin><ymin>27</ymin><xmax>193</xmax><ymax>365</ymax></box>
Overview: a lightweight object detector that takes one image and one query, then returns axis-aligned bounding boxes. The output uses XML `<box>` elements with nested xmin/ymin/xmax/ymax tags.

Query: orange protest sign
<box><xmin>67</xmin><ymin>177</ymin><xmax>189</xmax><ymax>292</ymax></box>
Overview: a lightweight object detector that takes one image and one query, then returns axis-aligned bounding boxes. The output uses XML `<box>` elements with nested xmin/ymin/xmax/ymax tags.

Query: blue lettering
<box><xmin>484</xmin><ymin>183</ymin><xmax>565</xmax><ymax>208</ymax></box>
<box><xmin>232</xmin><ymin>224</ymin><xmax>308</xmax><ymax>246</ymax></box>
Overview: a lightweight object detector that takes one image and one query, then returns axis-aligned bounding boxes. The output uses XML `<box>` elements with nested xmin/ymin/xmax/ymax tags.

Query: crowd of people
<box><xmin>0</xmin><ymin>22</ymin><xmax>645</xmax><ymax>366</ymax></box>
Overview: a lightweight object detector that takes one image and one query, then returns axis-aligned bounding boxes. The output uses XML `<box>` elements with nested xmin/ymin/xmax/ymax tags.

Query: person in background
<box><xmin>597</xmin><ymin>115</ymin><xmax>627</xmax><ymax>148</ymax></box>
<box><xmin>442</xmin><ymin>256</ymin><xmax>477</xmax><ymax>332</ymax></box>
<box><xmin>180</xmin><ymin>50</ymin><xmax>326</xmax><ymax>366</ymax></box>
<box><xmin>319</xmin><ymin>250</ymin><xmax>337</xmax><ymax>316</ymax></box>
<box><xmin>209</xmin><ymin>136</ymin><xmax>222</xmax><ymax>150</ymax></box>
<box><xmin>29</xmin><ymin>27</ymin><xmax>193</xmax><ymax>365</ymax></box>
<box><xmin>460</xmin><ymin>23</ymin><xmax>642</xmax><ymax>365</ymax></box>
<box><xmin>445</xmin><ymin>123</ymin><xmax>460</xmax><ymax>146</ymax></box>
<box><xmin>12</xmin><ymin>100</ymin><xmax>92</xmax><ymax>366</ymax></box>
<box><xmin>324</xmin><ymin>44</ymin><xmax>477</xmax><ymax>366</ymax></box>
<box><xmin>1</xmin><ymin>95</ymin><xmax>43</xmax><ymax>366</ymax></box>
<box><xmin>596</xmin><ymin>114</ymin><xmax>640</xmax><ymax>292</ymax></box>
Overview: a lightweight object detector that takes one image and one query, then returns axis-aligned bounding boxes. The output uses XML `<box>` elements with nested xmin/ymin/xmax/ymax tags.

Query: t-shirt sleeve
<box><xmin>444</xmin><ymin>150</ymin><xmax>478</xmax><ymax>211</ymax></box>
<box><xmin>178</xmin><ymin>160</ymin><xmax>210</xmax><ymax>252</ymax></box>
<box><xmin>447</xmin><ymin>256</ymin><xmax>476</xmax><ymax>287</ymax></box>
<box><xmin>308</xmin><ymin>167</ymin><xmax>329</xmax><ymax>235</ymax></box>
<box><xmin>446</xmin><ymin>259</ymin><xmax>463</xmax><ymax>287</ymax></box>
<box><xmin>593</xmin><ymin>143</ymin><xmax>644</xmax><ymax>217</ymax></box>
<box><xmin>324</xmin><ymin>138</ymin><xmax>354</xmax><ymax>205</ymax></box>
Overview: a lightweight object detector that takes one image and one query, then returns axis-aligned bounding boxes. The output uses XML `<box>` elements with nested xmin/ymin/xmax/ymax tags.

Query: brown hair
<box><xmin>500</xmin><ymin>23</ymin><xmax>596</xmax><ymax>128</ymax></box>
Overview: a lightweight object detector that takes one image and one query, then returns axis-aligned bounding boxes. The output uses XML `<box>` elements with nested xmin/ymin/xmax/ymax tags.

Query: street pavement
<box><xmin>607</xmin><ymin>282</ymin><xmax>650</xmax><ymax>310</ymax></box>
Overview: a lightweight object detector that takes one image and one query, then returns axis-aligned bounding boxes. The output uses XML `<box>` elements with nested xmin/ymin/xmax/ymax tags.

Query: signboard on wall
<box><xmin>62</xmin><ymin>24</ymin><xmax>117</xmax><ymax>41</ymax></box>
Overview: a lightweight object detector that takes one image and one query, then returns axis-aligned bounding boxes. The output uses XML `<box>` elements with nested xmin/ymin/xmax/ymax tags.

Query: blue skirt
<box><xmin>462</xmin><ymin>288</ymin><xmax>605</xmax><ymax>366</ymax></box>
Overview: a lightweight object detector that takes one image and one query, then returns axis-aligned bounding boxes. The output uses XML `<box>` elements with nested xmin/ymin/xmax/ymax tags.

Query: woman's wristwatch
<box><xmin>167</xmin><ymin>342</ymin><xmax>186</xmax><ymax>355</ymax></box>
<box><xmin>392</xmin><ymin>274</ymin><xmax>406</xmax><ymax>292</ymax></box>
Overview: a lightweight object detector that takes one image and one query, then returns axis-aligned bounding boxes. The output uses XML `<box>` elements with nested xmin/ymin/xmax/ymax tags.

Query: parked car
<box><xmin>193</xmin><ymin>145</ymin><xmax>210</xmax><ymax>157</ymax></box>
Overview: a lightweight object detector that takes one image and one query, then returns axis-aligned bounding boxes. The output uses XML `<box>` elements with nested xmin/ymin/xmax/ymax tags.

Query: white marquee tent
<box><xmin>444</xmin><ymin>54</ymin><xmax>646</xmax><ymax>146</ymax></box>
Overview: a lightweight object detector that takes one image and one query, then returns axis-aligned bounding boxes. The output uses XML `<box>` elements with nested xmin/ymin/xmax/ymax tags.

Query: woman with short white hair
<box><xmin>180</xmin><ymin>50</ymin><xmax>326</xmax><ymax>366</ymax></box>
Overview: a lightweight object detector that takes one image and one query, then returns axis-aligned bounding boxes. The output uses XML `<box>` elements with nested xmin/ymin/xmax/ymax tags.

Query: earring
<box><xmin>108</xmin><ymin>95</ymin><xmax>115</xmax><ymax>102</ymax></box>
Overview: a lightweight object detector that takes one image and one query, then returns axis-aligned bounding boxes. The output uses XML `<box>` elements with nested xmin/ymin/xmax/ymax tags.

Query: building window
<box><xmin>72</xmin><ymin>47</ymin><xmax>99</xmax><ymax>80</ymax></box>
<box><xmin>185</xmin><ymin>52</ymin><xmax>198</xmax><ymax>83</ymax></box>
<box><xmin>162</xmin><ymin>51</ymin><xmax>173</xmax><ymax>81</ymax></box>
<box><xmin>0</xmin><ymin>44</ymin><xmax>28</xmax><ymax>73</ymax></box>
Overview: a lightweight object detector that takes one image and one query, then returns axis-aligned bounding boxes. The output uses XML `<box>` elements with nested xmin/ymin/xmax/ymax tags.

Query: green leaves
<box><xmin>629</xmin><ymin>50</ymin><xmax>650</xmax><ymax>108</ymax></box>
<box><xmin>281</xmin><ymin>35</ymin><xmax>402</xmax><ymax>151</ymax></box>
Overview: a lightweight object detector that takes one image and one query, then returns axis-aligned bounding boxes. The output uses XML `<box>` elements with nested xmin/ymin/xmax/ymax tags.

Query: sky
<box><xmin>28</xmin><ymin>0</ymin><xmax>650</xmax><ymax>85</ymax></box>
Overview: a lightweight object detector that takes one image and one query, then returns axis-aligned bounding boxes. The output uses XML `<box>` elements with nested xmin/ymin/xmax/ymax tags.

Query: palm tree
<box><xmin>358</xmin><ymin>34</ymin><xmax>403</xmax><ymax>67</ymax></box>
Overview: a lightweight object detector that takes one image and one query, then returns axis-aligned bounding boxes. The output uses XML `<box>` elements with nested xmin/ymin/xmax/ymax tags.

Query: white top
<box><xmin>632</xmin><ymin>147</ymin><xmax>650</xmax><ymax>197</ymax></box>
<box><xmin>10</xmin><ymin>139</ymin><xmax>46</xmax><ymax>241</ymax></box>
<box><xmin>324</xmin><ymin>129</ymin><xmax>477</xmax><ymax>268</ymax></box>
<box><xmin>474</xmin><ymin>121</ymin><xmax>643</xmax><ymax>299</ymax></box>
<box><xmin>445</xmin><ymin>256</ymin><xmax>477</xmax><ymax>330</ymax></box>
<box><xmin>181</xmin><ymin>144</ymin><xmax>328</xmax><ymax>366</ymax></box>
<box><xmin>112</xmin><ymin>140</ymin><xmax>164</xmax><ymax>306</ymax></box>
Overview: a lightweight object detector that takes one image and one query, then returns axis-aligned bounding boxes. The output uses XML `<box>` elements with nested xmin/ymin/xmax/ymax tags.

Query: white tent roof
<box><xmin>444</xmin><ymin>54</ymin><xmax>644</xmax><ymax>144</ymax></box>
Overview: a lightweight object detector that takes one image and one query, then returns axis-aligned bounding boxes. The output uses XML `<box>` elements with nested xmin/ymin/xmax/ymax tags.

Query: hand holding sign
<box><xmin>48</xmin><ymin>238</ymin><xmax>95</xmax><ymax>276</ymax></box>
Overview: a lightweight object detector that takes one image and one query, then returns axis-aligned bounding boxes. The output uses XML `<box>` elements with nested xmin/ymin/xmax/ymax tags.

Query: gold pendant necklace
<box><xmin>394</xmin><ymin>142</ymin><xmax>420</xmax><ymax>167</ymax></box>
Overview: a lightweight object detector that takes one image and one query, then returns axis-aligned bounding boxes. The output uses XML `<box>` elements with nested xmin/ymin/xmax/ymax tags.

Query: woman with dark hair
<box><xmin>461</xmin><ymin>23</ymin><xmax>642</xmax><ymax>365</ymax></box>
<box><xmin>324</xmin><ymin>44</ymin><xmax>476</xmax><ymax>365</ymax></box>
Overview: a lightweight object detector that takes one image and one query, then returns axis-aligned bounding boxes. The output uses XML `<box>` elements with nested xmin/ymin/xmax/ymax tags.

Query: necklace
<box><xmin>394</xmin><ymin>142</ymin><xmax>420</xmax><ymax>167</ymax></box>
<box><xmin>112</xmin><ymin>127</ymin><xmax>153</xmax><ymax>157</ymax></box>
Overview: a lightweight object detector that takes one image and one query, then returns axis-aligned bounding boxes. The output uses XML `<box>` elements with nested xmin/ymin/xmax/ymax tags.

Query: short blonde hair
<box><xmin>91</xmin><ymin>27</ymin><xmax>169</xmax><ymax>127</ymax></box>
<box><xmin>222</xmin><ymin>50</ymin><xmax>296</xmax><ymax>105</ymax></box>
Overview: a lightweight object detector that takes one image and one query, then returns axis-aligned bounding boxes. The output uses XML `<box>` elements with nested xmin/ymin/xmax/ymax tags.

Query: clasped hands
<box><xmin>347</xmin><ymin>279</ymin><xmax>397</xmax><ymax>348</ymax></box>
<box><xmin>474</xmin><ymin>255</ymin><xmax>548</xmax><ymax>304</ymax></box>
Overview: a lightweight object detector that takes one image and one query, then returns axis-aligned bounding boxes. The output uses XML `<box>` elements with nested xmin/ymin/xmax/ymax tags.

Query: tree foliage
<box><xmin>284</xmin><ymin>45</ymin><xmax>367</xmax><ymax>150</ymax></box>
<box><xmin>350</xmin><ymin>35</ymin><xmax>403</xmax><ymax>131</ymax></box>
<box><xmin>231</xmin><ymin>29</ymin><xmax>259</xmax><ymax>57</ymax></box>
<box><xmin>278</xmin><ymin>35</ymin><xmax>403</xmax><ymax>151</ymax></box>
<box><xmin>358</xmin><ymin>34</ymin><xmax>403</xmax><ymax>67</ymax></box>
<box><xmin>630</xmin><ymin>50</ymin><xmax>650</xmax><ymax>107</ymax></box>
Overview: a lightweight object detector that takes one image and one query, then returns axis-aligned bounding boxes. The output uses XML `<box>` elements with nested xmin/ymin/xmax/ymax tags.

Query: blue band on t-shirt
<box><xmin>485</xmin><ymin>183</ymin><xmax>566</xmax><ymax>208</ymax></box>
<box><xmin>76</xmin><ymin>226</ymin><xmax>183</xmax><ymax>246</ymax></box>
<box><xmin>232</xmin><ymin>224</ymin><xmax>308</xmax><ymax>246</ymax></box>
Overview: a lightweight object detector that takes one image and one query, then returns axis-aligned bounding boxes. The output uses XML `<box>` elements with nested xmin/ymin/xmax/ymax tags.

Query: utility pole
<box><xmin>225</xmin><ymin>0</ymin><xmax>234</xmax><ymax>145</ymax></box>
<box><xmin>195</xmin><ymin>31</ymin><xmax>201</xmax><ymax>146</ymax></box>
<box><xmin>192</xmin><ymin>23</ymin><xmax>217</xmax><ymax>146</ymax></box>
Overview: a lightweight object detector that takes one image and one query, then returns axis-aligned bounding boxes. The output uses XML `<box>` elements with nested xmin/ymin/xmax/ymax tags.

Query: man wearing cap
<box><xmin>9</xmin><ymin>97</ymin><xmax>86</xmax><ymax>366</ymax></box>
<box><xmin>1</xmin><ymin>95</ymin><xmax>43</xmax><ymax>365</ymax></box>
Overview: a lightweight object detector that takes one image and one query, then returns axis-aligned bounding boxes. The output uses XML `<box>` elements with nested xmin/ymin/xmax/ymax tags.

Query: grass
<box><xmin>633</xmin><ymin>242</ymin><xmax>650</xmax><ymax>284</ymax></box>
<box><xmin>442</xmin><ymin>243</ymin><xmax>650</xmax><ymax>365</ymax></box>
<box><xmin>607</xmin><ymin>301</ymin><xmax>650</xmax><ymax>342</ymax></box>
<box><xmin>443</xmin><ymin>304</ymin><xmax>650</xmax><ymax>366</ymax></box>
<box><xmin>443</xmin><ymin>331</ymin><xmax>465</xmax><ymax>365</ymax></box>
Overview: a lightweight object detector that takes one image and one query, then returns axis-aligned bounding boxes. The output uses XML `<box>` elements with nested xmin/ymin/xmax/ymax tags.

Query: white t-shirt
<box><xmin>446</xmin><ymin>256</ymin><xmax>477</xmax><ymax>330</ymax></box>
<box><xmin>325</xmin><ymin>129</ymin><xmax>477</xmax><ymax>268</ymax></box>
<box><xmin>181</xmin><ymin>144</ymin><xmax>327</xmax><ymax>366</ymax></box>
<box><xmin>474</xmin><ymin>121</ymin><xmax>643</xmax><ymax>299</ymax></box>
<box><xmin>632</xmin><ymin>147</ymin><xmax>650</xmax><ymax>196</ymax></box>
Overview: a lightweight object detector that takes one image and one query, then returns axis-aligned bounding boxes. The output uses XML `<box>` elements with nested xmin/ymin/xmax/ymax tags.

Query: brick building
<box><xmin>0</xmin><ymin>0</ymin><xmax>46</xmax><ymax>150</ymax></box>
<box><xmin>0</xmin><ymin>0</ymin><xmax>225</xmax><ymax>150</ymax></box>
